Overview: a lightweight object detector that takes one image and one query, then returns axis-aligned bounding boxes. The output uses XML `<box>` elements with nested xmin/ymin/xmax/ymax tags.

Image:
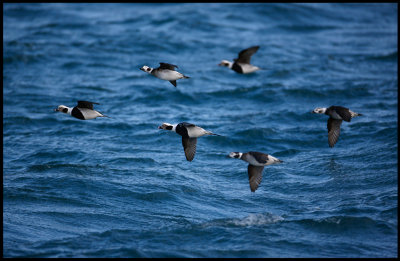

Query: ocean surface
<box><xmin>3</xmin><ymin>3</ymin><xmax>398</xmax><ymax>258</ymax></box>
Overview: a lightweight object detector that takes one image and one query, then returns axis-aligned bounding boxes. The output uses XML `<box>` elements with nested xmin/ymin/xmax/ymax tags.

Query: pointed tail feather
<box><xmin>351</xmin><ymin>112</ymin><xmax>362</xmax><ymax>117</ymax></box>
<box><xmin>207</xmin><ymin>132</ymin><xmax>222</xmax><ymax>136</ymax></box>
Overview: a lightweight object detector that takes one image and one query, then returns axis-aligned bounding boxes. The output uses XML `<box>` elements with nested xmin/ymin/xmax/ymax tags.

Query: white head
<box><xmin>158</xmin><ymin>122</ymin><xmax>175</xmax><ymax>131</ymax></box>
<box><xmin>140</xmin><ymin>65</ymin><xmax>153</xmax><ymax>74</ymax></box>
<box><xmin>312</xmin><ymin>107</ymin><xmax>327</xmax><ymax>114</ymax></box>
<box><xmin>55</xmin><ymin>105</ymin><xmax>71</xmax><ymax>114</ymax></box>
<box><xmin>218</xmin><ymin>60</ymin><xmax>233</xmax><ymax>69</ymax></box>
<box><xmin>229</xmin><ymin>152</ymin><xmax>243</xmax><ymax>159</ymax></box>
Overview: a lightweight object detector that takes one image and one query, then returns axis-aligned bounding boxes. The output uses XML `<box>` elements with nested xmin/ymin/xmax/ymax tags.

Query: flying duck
<box><xmin>312</xmin><ymin>105</ymin><xmax>362</xmax><ymax>147</ymax></box>
<box><xmin>229</xmin><ymin>151</ymin><xmax>283</xmax><ymax>192</ymax></box>
<box><xmin>140</xmin><ymin>62</ymin><xmax>190</xmax><ymax>87</ymax></box>
<box><xmin>158</xmin><ymin>122</ymin><xmax>220</xmax><ymax>161</ymax></box>
<box><xmin>55</xmin><ymin>101</ymin><xmax>109</xmax><ymax>120</ymax></box>
<box><xmin>218</xmin><ymin>46</ymin><xmax>261</xmax><ymax>74</ymax></box>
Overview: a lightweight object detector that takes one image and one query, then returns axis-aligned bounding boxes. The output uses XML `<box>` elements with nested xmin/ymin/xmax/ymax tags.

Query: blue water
<box><xmin>3</xmin><ymin>3</ymin><xmax>398</xmax><ymax>258</ymax></box>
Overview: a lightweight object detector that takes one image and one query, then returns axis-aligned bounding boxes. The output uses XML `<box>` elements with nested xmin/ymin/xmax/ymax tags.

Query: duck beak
<box><xmin>54</xmin><ymin>108</ymin><xmax>59</xmax><ymax>112</ymax></box>
<box><xmin>140</xmin><ymin>67</ymin><xmax>144</xmax><ymax>71</ymax></box>
<box><xmin>158</xmin><ymin>125</ymin><xmax>162</xmax><ymax>129</ymax></box>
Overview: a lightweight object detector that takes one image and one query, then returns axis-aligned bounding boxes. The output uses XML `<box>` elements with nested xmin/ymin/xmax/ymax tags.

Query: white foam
<box><xmin>229</xmin><ymin>213</ymin><xmax>284</xmax><ymax>226</ymax></box>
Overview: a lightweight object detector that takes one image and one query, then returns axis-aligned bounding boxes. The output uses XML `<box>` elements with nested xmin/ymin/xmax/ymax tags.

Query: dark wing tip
<box><xmin>169</xmin><ymin>80</ymin><xmax>177</xmax><ymax>87</ymax></box>
<box><xmin>160</xmin><ymin>62</ymin><xmax>178</xmax><ymax>69</ymax></box>
<box><xmin>236</xmin><ymin>46</ymin><xmax>260</xmax><ymax>64</ymax></box>
<box><xmin>76</xmin><ymin>101</ymin><xmax>100</xmax><ymax>110</ymax></box>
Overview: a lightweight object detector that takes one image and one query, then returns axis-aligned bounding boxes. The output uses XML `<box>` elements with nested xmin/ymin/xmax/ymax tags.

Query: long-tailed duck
<box><xmin>55</xmin><ymin>101</ymin><xmax>109</xmax><ymax>120</ymax></box>
<box><xmin>229</xmin><ymin>151</ymin><xmax>283</xmax><ymax>192</ymax></box>
<box><xmin>158</xmin><ymin>122</ymin><xmax>220</xmax><ymax>161</ymax></box>
<box><xmin>218</xmin><ymin>46</ymin><xmax>261</xmax><ymax>74</ymax></box>
<box><xmin>140</xmin><ymin>62</ymin><xmax>190</xmax><ymax>87</ymax></box>
<box><xmin>312</xmin><ymin>105</ymin><xmax>362</xmax><ymax>148</ymax></box>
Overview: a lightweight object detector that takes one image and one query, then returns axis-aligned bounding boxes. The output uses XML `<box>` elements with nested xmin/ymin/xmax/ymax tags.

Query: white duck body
<box><xmin>153</xmin><ymin>69</ymin><xmax>186</xmax><ymax>81</ymax></box>
<box><xmin>241</xmin><ymin>152</ymin><xmax>282</xmax><ymax>166</ymax></box>
<box><xmin>235</xmin><ymin>63</ymin><xmax>260</xmax><ymax>74</ymax></box>
<box><xmin>186</xmin><ymin>125</ymin><xmax>214</xmax><ymax>138</ymax></box>
<box><xmin>77</xmin><ymin>108</ymin><xmax>104</xmax><ymax>120</ymax></box>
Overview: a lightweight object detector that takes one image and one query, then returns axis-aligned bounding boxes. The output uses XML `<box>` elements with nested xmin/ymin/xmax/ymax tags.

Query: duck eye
<box><xmin>147</xmin><ymin>68</ymin><xmax>151</xmax><ymax>71</ymax></box>
<box><xmin>62</xmin><ymin>108</ymin><xmax>68</xmax><ymax>113</ymax></box>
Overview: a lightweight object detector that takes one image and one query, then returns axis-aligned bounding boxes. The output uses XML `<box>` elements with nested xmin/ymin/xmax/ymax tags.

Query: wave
<box><xmin>70</xmin><ymin>84</ymin><xmax>114</xmax><ymax>93</ymax></box>
<box><xmin>201</xmin><ymin>212</ymin><xmax>284</xmax><ymax>228</ymax></box>
<box><xmin>365</xmin><ymin>51</ymin><xmax>398</xmax><ymax>61</ymax></box>
<box><xmin>132</xmin><ymin>88</ymin><xmax>197</xmax><ymax>104</ymax></box>
<box><xmin>197</xmin><ymin>213</ymin><xmax>396</xmax><ymax>233</ymax></box>
<box><xmin>3</xmin><ymin>51</ymin><xmax>46</xmax><ymax>65</ymax></box>
<box><xmin>108</xmin><ymin>157</ymin><xmax>157</xmax><ymax>165</ymax></box>
<box><xmin>26</xmin><ymin>162</ymin><xmax>90</xmax><ymax>172</ymax></box>
<box><xmin>203</xmin><ymin>85</ymin><xmax>261</xmax><ymax>96</ymax></box>
<box><xmin>291</xmin><ymin>215</ymin><xmax>395</xmax><ymax>232</ymax></box>
<box><xmin>278</xmin><ymin>24</ymin><xmax>338</xmax><ymax>32</ymax></box>
<box><xmin>234</xmin><ymin>127</ymin><xmax>279</xmax><ymax>138</ymax></box>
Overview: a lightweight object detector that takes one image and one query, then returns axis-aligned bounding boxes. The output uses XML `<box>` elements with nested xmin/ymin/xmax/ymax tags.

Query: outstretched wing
<box><xmin>327</xmin><ymin>118</ymin><xmax>342</xmax><ymax>148</ymax></box>
<box><xmin>159</xmin><ymin>62</ymin><xmax>178</xmax><ymax>70</ymax></box>
<box><xmin>77</xmin><ymin>101</ymin><xmax>100</xmax><ymax>110</ymax></box>
<box><xmin>248</xmin><ymin>165</ymin><xmax>264</xmax><ymax>192</ymax></box>
<box><xmin>234</xmin><ymin>46</ymin><xmax>260</xmax><ymax>64</ymax></box>
<box><xmin>182</xmin><ymin>137</ymin><xmax>197</xmax><ymax>161</ymax></box>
